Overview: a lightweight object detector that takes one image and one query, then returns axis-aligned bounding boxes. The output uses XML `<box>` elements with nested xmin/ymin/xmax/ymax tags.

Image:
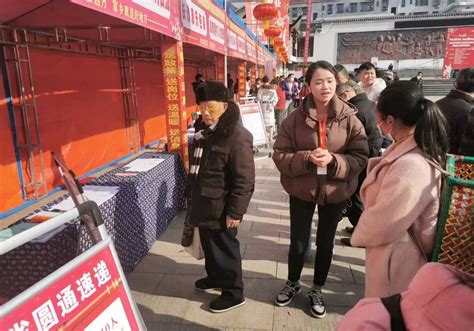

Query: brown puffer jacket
<box><xmin>273</xmin><ymin>94</ymin><xmax>369</xmax><ymax>205</ymax></box>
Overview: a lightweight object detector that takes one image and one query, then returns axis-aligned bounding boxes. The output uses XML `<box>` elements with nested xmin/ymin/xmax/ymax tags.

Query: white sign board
<box><xmin>239</xmin><ymin>103</ymin><xmax>268</xmax><ymax>147</ymax></box>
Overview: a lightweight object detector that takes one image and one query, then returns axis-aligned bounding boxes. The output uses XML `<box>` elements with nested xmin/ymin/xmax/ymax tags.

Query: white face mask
<box><xmin>377</xmin><ymin>119</ymin><xmax>393</xmax><ymax>140</ymax></box>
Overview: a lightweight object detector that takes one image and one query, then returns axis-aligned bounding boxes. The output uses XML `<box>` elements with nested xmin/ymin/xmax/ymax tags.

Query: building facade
<box><xmin>290</xmin><ymin>0</ymin><xmax>474</xmax><ymax>19</ymax></box>
<box><xmin>289</xmin><ymin>0</ymin><xmax>474</xmax><ymax>73</ymax></box>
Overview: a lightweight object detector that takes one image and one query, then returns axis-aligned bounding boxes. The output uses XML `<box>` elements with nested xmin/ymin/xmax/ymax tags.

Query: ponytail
<box><xmin>414</xmin><ymin>99</ymin><xmax>449</xmax><ymax>167</ymax></box>
<box><xmin>378</xmin><ymin>81</ymin><xmax>450</xmax><ymax>167</ymax></box>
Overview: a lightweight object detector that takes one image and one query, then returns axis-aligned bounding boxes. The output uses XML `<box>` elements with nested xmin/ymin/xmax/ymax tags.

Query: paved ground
<box><xmin>128</xmin><ymin>155</ymin><xmax>366</xmax><ymax>330</ymax></box>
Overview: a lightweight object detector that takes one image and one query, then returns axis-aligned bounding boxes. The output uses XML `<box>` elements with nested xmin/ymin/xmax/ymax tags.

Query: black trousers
<box><xmin>199</xmin><ymin>227</ymin><xmax>243</xmax><ymax>301</ymax></box>
<box><xmin>347</xmin><ymin>168</ymin><xmax>367</xmax><ymax>228</ymax></box>
<box><xmin>288</xmin><ymin>196</ymin><xmax>345</xmax><ymax>286</ymax></box>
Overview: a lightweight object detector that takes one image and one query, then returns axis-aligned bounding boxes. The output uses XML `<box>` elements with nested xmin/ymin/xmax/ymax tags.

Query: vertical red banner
<box><xmin>161</xmin><ymin>41</ymin><xmax>189</xmax><ymax>170</ymax></box>
<box><xmin>215</xmin><ymin>55</ymin><xmax>225</xmax><ymax>83</ymax></box>
<box><xmin>303</xmin><ymin>0</ymin><xmax>313</xmax><ymax>64</ymax></box>
<box><xmin>238</xmin><ymin>62</ymin><xmax>247</xmax><ymax>102</ymax></box>
<box><xmin>250</xmin><ymin>65</ymin><xmax>257</xmax><ymax>86</ymax></box>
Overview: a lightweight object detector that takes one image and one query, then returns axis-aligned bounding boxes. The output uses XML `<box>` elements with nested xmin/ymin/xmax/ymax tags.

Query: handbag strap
<box><xmin>424</xmin><ymin>157</ymin><xmax>450</xmax><ymax>177</ymax></box>
<box><xmin>381</xmin><ymin>294</ymin><xmax>407</xmax><ymax>331</ymax></box>
<box><xmin>414</xmin><ymin>157</ymin><xmax>449</xmax><ymax>262</ymax></box>
<box><xmin>408</xmin><ymin>225</ymin><xmax>428</xmax><ymax>262</ymax></box>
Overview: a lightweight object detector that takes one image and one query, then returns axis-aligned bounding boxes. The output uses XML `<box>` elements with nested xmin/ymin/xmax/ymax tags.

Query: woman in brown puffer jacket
<box><xmin>272</xmin><ymin>61</ymin><xmax>369</xmax><ymax>318</ymax></box>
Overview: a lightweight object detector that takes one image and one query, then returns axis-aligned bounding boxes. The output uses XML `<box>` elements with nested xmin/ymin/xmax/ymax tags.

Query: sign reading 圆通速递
<box><xmin>2</xmin><ymin>244</ymin><xmax>139</xmax><ymax>331</ymax></box>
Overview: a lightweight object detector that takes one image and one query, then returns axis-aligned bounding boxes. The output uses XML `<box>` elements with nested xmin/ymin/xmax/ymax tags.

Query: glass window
<box><xmin>382</xmin><ymin>0</ymin><xmax>389</xmax><ymax>11</ymax></box>
<box><xmin>327</xmin><ymin>4</ymin><xmax>333</xmax><ymax>14</ymax></box>
<box><xmin>350</xmin><ymin>3</ymin><xmax>358</xmax><ymax>11</ymax></box>
<box><xmin>360</xmin><ymin>1</ymin><xmax>374</xmax><ymax>11</ymax></box>
<box><xmin>401</xmin><ymin>0</ymin><xmax>406</xmax><ymax>7</ymax></box>
<box><xmin>337</xmin><ymin>3</ymin><xmax>344</xmax><ymax>12</ymax></box>
<box><xmin>313</xmin><ymin>12</ymin><xmax>318</xmax><ymax>20</ymax></box>
<box><xmin>322</xmin><ymin>5</ymin><xmax>325</xmax><ymax>10</ymax></box>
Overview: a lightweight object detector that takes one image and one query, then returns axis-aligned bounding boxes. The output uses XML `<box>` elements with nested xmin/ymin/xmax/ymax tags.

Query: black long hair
<box><xmin>378</xmin><ymin>81</ymin><xmax>449</xmax><ymax>167</ymax></box>
<box><xmin>305</xmin><ymin>60</ymin><xmax>337</xmax><ymax>84</ymax></box>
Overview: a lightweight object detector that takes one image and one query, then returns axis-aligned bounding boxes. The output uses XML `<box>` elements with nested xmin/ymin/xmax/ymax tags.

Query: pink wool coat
<box><xmin>351</xmin><ymin>135</ymin><xmax>442</xmax><ymax>298</ymax></box>
<box><xmin>336</xmin><ymin>263</ymin><xmax>474</xmax><ymax>331</ymax></box>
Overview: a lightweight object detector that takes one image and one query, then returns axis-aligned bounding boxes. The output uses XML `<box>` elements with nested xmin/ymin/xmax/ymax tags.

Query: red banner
<box><xmin>303</xmin><ymin>0</ymin><xmax>313</xmax><ymax>64</ymax></box>
<box><xmin>250</xmin><ymin>65</ymin><xmax>257</xmax><ymax>86</ymax></box>
<box><xmin>3</xmin><ymin>245</ymin><xmax>139</xmax><ymax>330</ymax></box>
<box><xmin>238</xmin><ymin>63</ymin><xmax>247</xmax><ymax>100</ymax></box>
<box><xmin>161</xmin><ymin>41</ymin><xmax>189</xmax><ymax>168</ymax></box>
<box><xmin>181</xmin><ymin>0</ymin><xmax>227</xmax><ymax>55</ymax></box>
<box><xmin>247</xmin><ymin>37</ymin><xmax>257</xmax><ymax>64</ymax></box>
<box><xmin>71</xmin><ymin>0</ymin><xmax>182</xmax><ymax>40</ymax></box>
<box><xmin>442</xmin><ymin>27</ymin><xmax>474</xmax><ymax>79</ymax></box>
<box><xmin>215</xmin><ymin>54</ymin><xmax>225</xmax><ymax>82</ymax></box>
<box><xmin>228</xmin><ymin>20</ymin><xmax>248</xmax><ymax>61</ymax></box>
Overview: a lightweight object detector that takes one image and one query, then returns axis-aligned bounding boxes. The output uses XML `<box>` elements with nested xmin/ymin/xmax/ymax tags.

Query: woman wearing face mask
<box><xmin>273</xmin><ymin>61</ymin><xmax>369</xmax><ymax>318</ymax></box>
<box><xmin>351</xmin><ymin>81</ymin><xmax>449</xmax><ymax>298</ymax></box>
<box><xmin>188</xmin><ymin>81</ymin><xmax>255</xmax><ymax>313</ymax></box>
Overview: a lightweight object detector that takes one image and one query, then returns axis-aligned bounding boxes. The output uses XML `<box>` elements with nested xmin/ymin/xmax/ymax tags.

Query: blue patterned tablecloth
<box><xmin>0</xmin><ymin>152</ymin><xmax>186</xmax><ymax>298</ymax></box>
<box><xmin>82</xmin><ymin>152</ymin><xmax>187</xmax><ymax>271</ymax></box>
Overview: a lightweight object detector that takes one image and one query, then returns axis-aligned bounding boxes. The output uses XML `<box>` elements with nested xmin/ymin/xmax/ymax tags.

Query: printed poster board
<box><xmin>1</xmin><ymin>238</ymin><xmax>144</xmax><ymax>331</ymax></box>
<box><xmin>239</xmin><ymin>103</ymin><xmax>267</xmax><ymax>147</ymax></box>
<box><xmin>442</xmin><ymin>27</ymin><xmax>474</xmax><ymax>79</ymax></box>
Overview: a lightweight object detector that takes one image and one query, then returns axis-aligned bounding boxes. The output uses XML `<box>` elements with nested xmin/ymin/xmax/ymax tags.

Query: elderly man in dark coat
<box><xmin>187</xmin><ymin>81</ymin><xmax>255</xmax><ymax>313</ymax></box>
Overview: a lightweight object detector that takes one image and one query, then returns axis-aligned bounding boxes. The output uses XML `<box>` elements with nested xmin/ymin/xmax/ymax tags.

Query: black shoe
<box><xmin>344</xmin><ymin>226</ymin><xmax>354</xmax><ymax>234</ymax></box>
<box><xmin>209</xmin><ymin>297</ymin><xmax>246</xmax><ymax>313</ymax></box>
<box><xmin>341</xmin><ymin>237</ymin><xmax>353</xmax><ymax>247</ymax></box>
<box><xmin>195</xmin><ymin>278</ymin><xmax>220</xmax><ymax>292</ymax></box>
<box><xmin>306</xmin><ymin>289</ymin><xmax>326</xmax><ymax>318</ymax></box>
<box><xmin>275</xmin><ymin>281</ymin><xmax>301</xmax><ymax>307</ymax></box>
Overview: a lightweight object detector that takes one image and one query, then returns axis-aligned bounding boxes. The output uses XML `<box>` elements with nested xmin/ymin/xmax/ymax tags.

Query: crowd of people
<box><xmin>185</xmin><ymin>65</ymin><xmax>473</xmax><ymax>325</ymax></box>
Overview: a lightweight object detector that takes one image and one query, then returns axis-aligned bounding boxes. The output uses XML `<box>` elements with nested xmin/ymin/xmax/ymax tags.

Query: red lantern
<box><xmin>264</xmin><ymin>26</ymin><xmax>282</xmax><ymax>38</ymax></box>
<box><xmin>253</xmin><ymin>3</ymin><xmax>278</xmax><ymax>21</ymax></box>
<box><xmin>273</xmin><ymin>37</ymin><xmax>284</xmax><ymax>46</ymax></box>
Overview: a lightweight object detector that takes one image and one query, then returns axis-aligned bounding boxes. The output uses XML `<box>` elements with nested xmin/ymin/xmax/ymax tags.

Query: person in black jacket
<box><xmin>192</xmin><ymin>74</ymin><xmax>205</xmax><ymax>102</ymax></box>
<box><xmin>436</xmin><ymin>67</ymin><xmax>474</xmax><ymax>156</ymax></box>
<box><xmin>337</xmin><ymin>83</ymin><xmax>383</xmax><ymax>245</ymax></box>
<box><xmin>188</xmin><ymin>81</ymin><xmax>255</xmax><ymax>313</ymax></box>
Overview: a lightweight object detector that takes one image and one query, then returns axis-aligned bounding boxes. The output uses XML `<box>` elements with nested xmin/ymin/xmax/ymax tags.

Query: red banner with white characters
<box><xmin>2</xmin><ymin>245</ymin><xmax>139</xmax><ymax>331</ymax></box>
<box><xmin>442</xmin><ymin>27</ymin><xmax>474</xmax><ymax>79</ymax></box>
<box><xmin>228</xmin><ymin>19</ymin><xmax>248</xmax><ymax>61</ymax></box>
<box><xmin>303</xmin><ymin>0</ymin><xmax>313</xmax><ymax>64</ymax></box>
<box><xmin>181</xmin><ymin>0</ymin><xmax>227</xmax><ymax>55</ymax></box>
<box><xmin>70</xmin><ymin>0</ymin><xmax>182</xmax><ymax>40</ymax></box>
<box><xmin>247</xmin><ymin>36</ymin><xmax>257</xmax><ymax>64</ymax></box>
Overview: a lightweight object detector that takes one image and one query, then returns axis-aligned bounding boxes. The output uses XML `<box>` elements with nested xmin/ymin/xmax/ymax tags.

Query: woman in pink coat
<box><xmin>336</xmin><ymin>263</ymin><xmax>474</xmax><ymax>331</ymax></box>
<box><xmin>351</xmin><ymin>81</ymin><xmax>450</xmax><ymax>298</ymax></box>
